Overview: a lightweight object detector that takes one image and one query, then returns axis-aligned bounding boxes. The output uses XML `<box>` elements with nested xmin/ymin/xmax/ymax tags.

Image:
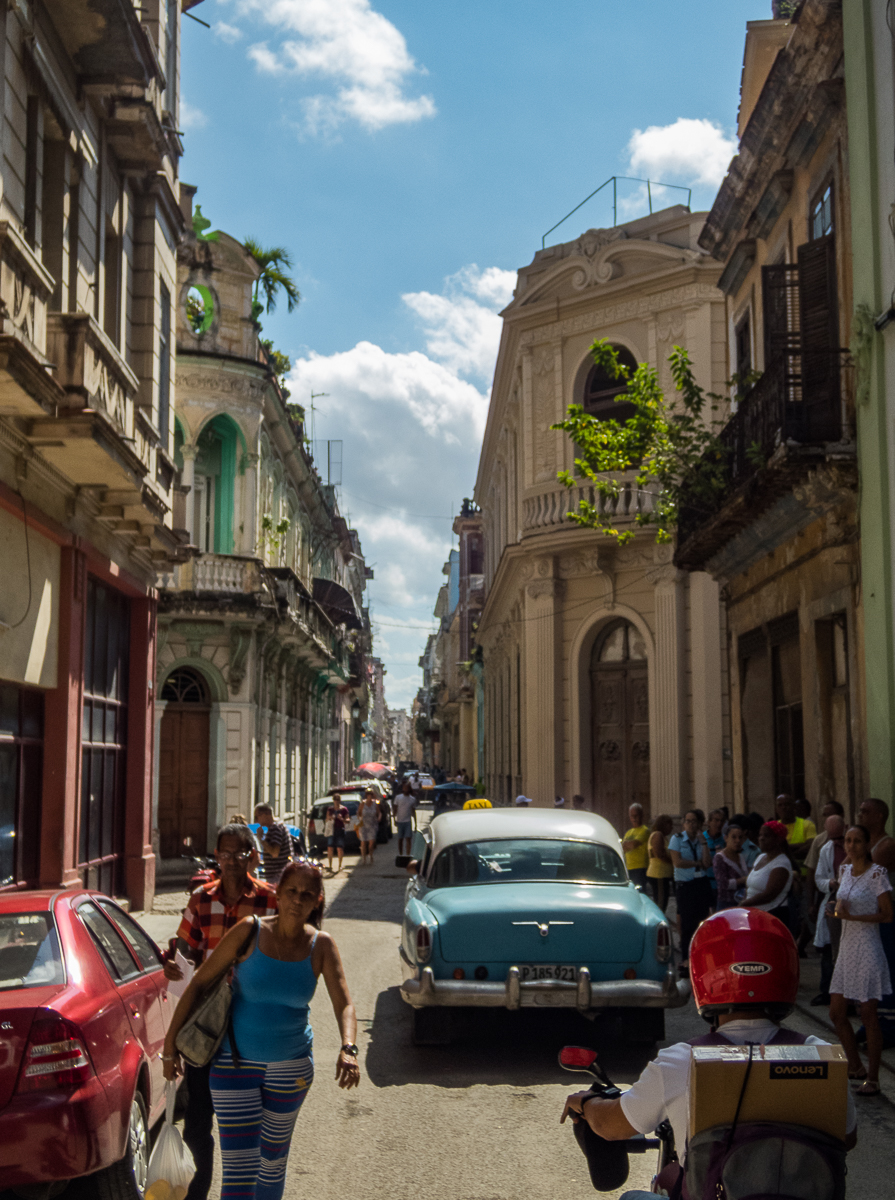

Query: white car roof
<box><xmin>425</xmin><ymin>807</ymin><xmax>624</xmax><ymax>858</ymax></box>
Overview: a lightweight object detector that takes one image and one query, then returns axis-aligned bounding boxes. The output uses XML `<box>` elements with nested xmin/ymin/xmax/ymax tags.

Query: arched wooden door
<box><xmin>158</xmin><ymin>668</ymin><xmax>210</xmax><ymax>859</ymax></box>
<box><xmin>590</xmin><ymin>620</ymin><xmax>650</xmax><ymax>832</ymax></box>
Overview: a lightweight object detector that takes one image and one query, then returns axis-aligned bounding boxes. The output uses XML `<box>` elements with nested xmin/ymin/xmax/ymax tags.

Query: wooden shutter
<box><xmin>797</xmin><ymin>235</ymin><xmax>841</xmax><ymax>441</ymax></box>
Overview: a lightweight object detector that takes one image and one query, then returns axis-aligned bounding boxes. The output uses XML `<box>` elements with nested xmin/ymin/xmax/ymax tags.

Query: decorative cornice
<box><xmin>517</xmin><ymin>282</ymin><xmax>722</xmax><ymax>347</ymax></box>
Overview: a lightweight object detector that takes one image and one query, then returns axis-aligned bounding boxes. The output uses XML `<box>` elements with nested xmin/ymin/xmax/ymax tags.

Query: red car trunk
<box><xmin>0</xmin><ymin>984</ymin><xmax>65</xmax><ymax>1109</ymax></box>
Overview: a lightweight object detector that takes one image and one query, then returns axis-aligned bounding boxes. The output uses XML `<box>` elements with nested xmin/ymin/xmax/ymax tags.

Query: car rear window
<box><xmin>0</xmin><ymin>913</ymin><xmax>65</xmax><ymax>990</ymax></box>
<box><xmin>428</xmin><ymin>838</ymin><xmax>627</xmax><ymax>888</ymax></box>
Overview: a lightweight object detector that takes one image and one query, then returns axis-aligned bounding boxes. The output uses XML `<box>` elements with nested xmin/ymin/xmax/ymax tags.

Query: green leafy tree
<box><xmin>244</xmin><ymin>238</ymin><xmax>301</xmax><ymax>324</ymax></box>
<box><xmin>551</xmin><ymin>340</ymin><xmax>733</xmax><ymax>545</ymax></box>
<box><xmin>260</xmin><ymin>338</ymin><xmax>292</xmax><ymax>399</ymax></box>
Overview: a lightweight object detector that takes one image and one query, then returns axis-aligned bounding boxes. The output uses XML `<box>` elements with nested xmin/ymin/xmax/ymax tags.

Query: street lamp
<box><xmin>351</xmin><ymin>700</ymin><xmax>361</xmax><ymax>720</ymax></box>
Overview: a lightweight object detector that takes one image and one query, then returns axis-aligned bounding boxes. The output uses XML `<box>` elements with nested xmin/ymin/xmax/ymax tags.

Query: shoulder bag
<box><xmin>175</xmin><ymin>916</ymin><xmax>258</xmax><ymax>1068</ymax></box>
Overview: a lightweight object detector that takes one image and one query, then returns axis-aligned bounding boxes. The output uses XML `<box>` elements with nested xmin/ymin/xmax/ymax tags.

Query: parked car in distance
<box><xmin>0</xmin><ymin>888</ymin><xmax>172</xmax><ymax>1197</ymax></box>
<box><xmin>307</xmin><ymin>795</ymin><xmax>362</xmax><ymax>855</ymax></box>
<box><xmin>399</xmin><ymin>808</ymin><xmax>688</xmax><ymax>1045</ymax></box>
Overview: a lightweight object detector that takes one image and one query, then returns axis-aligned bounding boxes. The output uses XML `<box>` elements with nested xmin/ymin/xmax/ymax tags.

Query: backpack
<box><xmin>679</xmin><ymin>1029</ymin><xmax>847</xmax><ymax>1200</ymax></box>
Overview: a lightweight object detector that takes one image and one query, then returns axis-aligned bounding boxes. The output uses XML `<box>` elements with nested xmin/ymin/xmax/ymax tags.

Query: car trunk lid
<box><xmin>426</xmin><ymin>883</ymin><xmax>645</xmax><ymax>964</ymax></box>
<box><xmin>0</xmin><ymin>985</ymin><xmax>66</xmax><ymax>1109</ymax></box>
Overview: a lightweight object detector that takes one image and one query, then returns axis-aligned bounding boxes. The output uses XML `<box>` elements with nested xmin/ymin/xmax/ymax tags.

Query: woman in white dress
<box><xmin>829</xmin><ymin>824</ymin><xmax>894</xmax><ymax>1095</ymax></box>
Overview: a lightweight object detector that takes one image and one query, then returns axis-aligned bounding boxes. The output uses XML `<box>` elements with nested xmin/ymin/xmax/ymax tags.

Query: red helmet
<box><xmin>689</xmin><ymin>908</ymin><xmax>798</xmax><ymax>1021</ymax></box>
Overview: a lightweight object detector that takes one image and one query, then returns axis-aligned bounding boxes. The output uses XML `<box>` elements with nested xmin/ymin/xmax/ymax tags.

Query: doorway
<box><xmin>158</xmin><ymin>667</ymin><xmax>210</xmax><ymax>859</ymax></box>
<box><xmin>590</xmin><ymin>620</ymin><xmax>650</xmax><ymax>832</ymax></box>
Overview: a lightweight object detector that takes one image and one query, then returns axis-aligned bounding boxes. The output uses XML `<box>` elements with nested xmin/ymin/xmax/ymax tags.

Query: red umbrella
<box><xmin>356</xmin><ymin>762</ymin><xmax>391</xmax><ymax>779</ymax></box>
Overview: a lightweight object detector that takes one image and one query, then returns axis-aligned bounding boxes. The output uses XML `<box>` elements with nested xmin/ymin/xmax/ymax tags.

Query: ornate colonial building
<box><xmin>677</xmin><ymin>1</ymin><xmax>864</xmax><ymax>817</ymax></box>
<box><xmin>153</xmin><ymin>205</ymin><xmax>370</xmax><ymax>860</ymax></box>
<box><xmin>0</xmin><ymin>0</ymin><xmax>194</xmax><ymax>905</ymax></box>
<box><xmin>474</xmin><ymin>205</ymin><xmax>732</xmax><ymax>827</ymax></box>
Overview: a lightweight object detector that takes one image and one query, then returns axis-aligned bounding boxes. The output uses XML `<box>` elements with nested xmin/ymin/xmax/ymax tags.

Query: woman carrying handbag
<box><xmin>162</xmin><ymin>859</ymin><xmax>360</xmax><ymax>1200</ymax></box>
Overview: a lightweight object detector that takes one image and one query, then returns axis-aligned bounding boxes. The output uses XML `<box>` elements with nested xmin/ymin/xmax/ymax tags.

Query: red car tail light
<box><xmin>309</xmin><ymin>818</ymin><xmax>317</xmax><ymax>835</ymax></box>
<box><xmin>416</xmin><ymin>925</ymin><xmax>432</xmax><ymax>963</ymax></box>
<box><xmin>17</xmin><ymin>1013</ymin><xmax>94</xmax><ymax>1093</ymax></box>
<box><xmin>656</xmin><ymin>924</ymin><xmax>672</xmax><ymax>963</ymax></box>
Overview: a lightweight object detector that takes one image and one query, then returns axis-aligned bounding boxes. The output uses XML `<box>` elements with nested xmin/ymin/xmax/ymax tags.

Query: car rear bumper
<box><xmin>0</xmin><ymin>1077</ymin><xmax>115</xmax><ymax>1184</ymax></box>
<box><xmin>399</xmin><ymin>961</ymin><xmax>690</xmax><ymax>1011</ymax></box>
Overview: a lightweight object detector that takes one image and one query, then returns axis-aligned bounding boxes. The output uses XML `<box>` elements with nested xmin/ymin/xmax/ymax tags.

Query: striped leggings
<box><xmin>210</xmin><ymin>1051</ymin><xmax>314</xmax><ymax>1199</ymax></box>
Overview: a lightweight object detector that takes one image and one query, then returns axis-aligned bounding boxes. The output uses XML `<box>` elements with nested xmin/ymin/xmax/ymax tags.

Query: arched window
<box><xmin>591</xmin><ymin>619</ymin><xmax>647</xmax><ymax>666</ymax></box>
<box><xmin>161</xmin><ymin>666</ymin><xmax>210</xmax><ymax>704</ymax></box>
<box><xmin>582</xmin><ymin>345</ymin><xmax>639</xmax><ymax>423</ymax></box>
<box><xmin>194</xmin><ymin>415</ymin><xmax>239</xmax><ymax>554</ymax></box>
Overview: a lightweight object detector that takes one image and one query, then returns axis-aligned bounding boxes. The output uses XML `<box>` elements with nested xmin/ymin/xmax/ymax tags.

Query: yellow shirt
<box><xmin>624</xmin><ymin>825</ymin><xmax>650</xmax><ymax>871</ymax></box>
<box><xmin>647</xmin><ymin>833</ymin><xmax>673</xmax><ymax>878</ymax></box>
<box><xmin>784</xmin><ymin>816</ymin><xmax>816</xmax><ymax>845</ymax></box>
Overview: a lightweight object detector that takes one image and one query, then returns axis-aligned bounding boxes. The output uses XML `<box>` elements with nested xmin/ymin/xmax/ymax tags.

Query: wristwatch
<box><xmin>341</xmin><ymin>1043</ymin><xmax>359</xmax><ymax>1057</ymax></box>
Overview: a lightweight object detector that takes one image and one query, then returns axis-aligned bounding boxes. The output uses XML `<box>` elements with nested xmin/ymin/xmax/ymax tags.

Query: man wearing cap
<box><xmin>515</xmin><ymin>794</ymin><xmax>533</xmax><ymax>807</ymax></box>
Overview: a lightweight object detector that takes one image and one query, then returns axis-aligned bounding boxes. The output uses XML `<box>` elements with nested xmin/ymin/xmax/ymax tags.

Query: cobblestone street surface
<box><xmin>126</xmin><ymin>849</ymin><xmax>895</xmax><ymax>1200</ymax></box>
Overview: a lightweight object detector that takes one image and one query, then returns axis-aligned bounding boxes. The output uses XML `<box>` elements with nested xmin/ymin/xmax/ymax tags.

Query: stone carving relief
<box><xmin>229</xmin><ymin>626</ymin><xmax>253</xmax><ymax>694</ymax></box>
<box><xmin>532</xmin><ymin>345</ymin><xmax>556</xmax><ymax>483</ymax></box>
<box><xmin>599</xmin><ymin>740</ymin><xmax>621</xmax><ymax>761</ymax></box>
<box><xmin>632</xmin><ymin>740</ymin><xmax>650</xmax><ymax>762</ymax></box>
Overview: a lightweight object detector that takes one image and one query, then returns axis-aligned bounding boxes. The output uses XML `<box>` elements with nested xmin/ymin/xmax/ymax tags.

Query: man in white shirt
<box><xmin>394</xmin><ymin>781</ymin><xmax>418</xmax><ymax>855</ymax></box>
<box><xmin>562</xmin><ymin>908</ymin><xmax>857</xmax><ymax>1194</ymax></box>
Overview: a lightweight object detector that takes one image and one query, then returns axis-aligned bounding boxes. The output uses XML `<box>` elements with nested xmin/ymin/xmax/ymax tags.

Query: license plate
<box><xmin>518</xmin><ymin>964</ymin><xmax>579</xmax><ymax>982</ymax></box>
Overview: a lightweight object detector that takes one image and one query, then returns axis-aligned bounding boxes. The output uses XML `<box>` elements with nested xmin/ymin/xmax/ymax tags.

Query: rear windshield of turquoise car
<box><xmin>427</xmin><ymin>838</ymin><xmax>626</xmax><ymax>888</ymax></box>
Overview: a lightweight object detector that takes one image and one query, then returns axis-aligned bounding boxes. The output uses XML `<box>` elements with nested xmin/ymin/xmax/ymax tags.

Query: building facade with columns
<box><xmin>153</xmin><ymin>211</ymin><xmax>370</xmax><ymax>861</ymax></box>
<box><xmin>474</xmin><ymin>205</ymin><xmax>732</xmax><ymax>827</ymax></box>
<box><xmin>0</xmin><ymin>0</ymin><xmax>194</xmax><ymax>906</ymax></box>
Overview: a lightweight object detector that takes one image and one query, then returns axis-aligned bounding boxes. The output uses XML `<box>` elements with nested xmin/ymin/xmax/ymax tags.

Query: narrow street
<box><xmin>139</xmin><ymin>843</ymin><xmax>895</xmax><ymax>1200</ymax></box>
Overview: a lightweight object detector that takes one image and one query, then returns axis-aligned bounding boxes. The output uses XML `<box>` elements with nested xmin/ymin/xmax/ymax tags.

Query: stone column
<box><xmin>689</xmin><ymin>572</ymin><xmax>724</xmax><ymax>812</ymax></box>
<box><xmin>523</xmin><ymin>558</ymin><xmax>563</xmax><ymax>803</ymax></box>
<box><xmin>180</xmin><ymin>445</ymin><xmax>197</xmax><ymax>544</ymax></box>
<box><xmin>242</xmin><ymin>452</ymin><xmax>259</xmax><ymax>555</ymax></box>
<box><xmin>648</xmin><ymin>549</ymin><xmax>686</xmax><ymax>813</ymax></box>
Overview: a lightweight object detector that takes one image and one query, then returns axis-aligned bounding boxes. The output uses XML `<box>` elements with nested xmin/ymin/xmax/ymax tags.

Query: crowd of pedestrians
<box><xmin>628</xmin><ymin>794</ymin><xmax>895</xmax><ymax>1093</ymax></box>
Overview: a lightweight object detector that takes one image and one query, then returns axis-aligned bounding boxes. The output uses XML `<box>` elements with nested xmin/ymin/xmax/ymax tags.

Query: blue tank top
<box><xmin>225</xmin><ymin>923</ymin><xmax>318</xmax><ymax>1063</ymax></box>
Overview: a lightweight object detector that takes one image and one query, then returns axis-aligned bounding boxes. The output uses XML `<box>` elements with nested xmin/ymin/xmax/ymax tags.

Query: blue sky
<box><xmin>181</xmin><ymin>0</ymin><xmax>768</xmax><ymax>711</ymax></box>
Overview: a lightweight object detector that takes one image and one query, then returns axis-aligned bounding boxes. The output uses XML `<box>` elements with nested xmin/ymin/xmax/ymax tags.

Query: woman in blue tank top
<box><xmin>164</xmin><ymin>860</ymin><xmax>359</xmax><ymax>1199</ymax></box>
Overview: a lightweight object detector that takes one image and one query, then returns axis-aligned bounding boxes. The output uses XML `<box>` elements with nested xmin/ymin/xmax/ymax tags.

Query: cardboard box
<box><xmin>690</xmin><ymin>1043</ymin><xmax>849</xmax><ymax>1141</ymax></box>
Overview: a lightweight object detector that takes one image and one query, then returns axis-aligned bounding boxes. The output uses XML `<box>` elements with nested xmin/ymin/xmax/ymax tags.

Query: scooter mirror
<box><xmin>559</xmin><ymin>1045</ymin><xmax>599</xmax><ymax>1071</ymax></box>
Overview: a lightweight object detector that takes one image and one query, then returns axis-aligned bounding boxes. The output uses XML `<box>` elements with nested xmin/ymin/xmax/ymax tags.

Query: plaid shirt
<box><xmin>176</xmin><ymin>875</ymin><xmax>278</xmax><ymax>962</ymax></box>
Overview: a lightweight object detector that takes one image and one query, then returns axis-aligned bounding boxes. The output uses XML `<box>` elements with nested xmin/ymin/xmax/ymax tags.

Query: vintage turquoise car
<box><xmin>399</xmin><ymin>808</ymin><xmax>688</xmax><ymax>1043</ymax></box>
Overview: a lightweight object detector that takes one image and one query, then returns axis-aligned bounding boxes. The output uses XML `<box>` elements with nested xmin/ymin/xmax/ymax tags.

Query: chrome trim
<box><xmin>400</xmin><ymin>963</ymin><xmax>690</xmax><ymax>1011</ymax></box>
<box><xmin>512</xmin><ymin>920</ymin><xmax>574</xmax><ymax>937</ymax></box>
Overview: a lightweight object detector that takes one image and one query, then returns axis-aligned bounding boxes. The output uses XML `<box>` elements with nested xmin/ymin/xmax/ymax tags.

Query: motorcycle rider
<box><xmin>561</xmin><ymin>909</ymin><xmax>857</xmax><ymax>1195</ymax></box>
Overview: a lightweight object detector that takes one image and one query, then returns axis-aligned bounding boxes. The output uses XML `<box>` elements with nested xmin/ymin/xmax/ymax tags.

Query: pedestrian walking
<box><xmin>163</xmin><ymin>824</ymin><xmax>279</xmax><ymax>1200</ymax></box>
<box><xmin>394</xmin><ymin>780</ymin><xmax>418</xmax><ymax>855</ymax></box>
<box><xmin>829</xmin><ymin>824</ymin><xmax>894</xmax><ymax>1096</ymax></box>
<box><xmin>713</xmin><ymin>824</ymin><xmax>748</xmax><ymax>910</ymax></box>
<box><xmin>324</xmin><ymin>796</ymin><xmax>351</xmax><ymax>873</ymax></box>
<box><xmin>253</xmin><ymin>803</ymin><xmax>293</xmax><ymax>886</ymax></box>
<box><xmin>668</xmin><ymin>810</ymin><xmax>713</xmax><ymax>970</ymax></box>
<box><xmin>359</xmin><ymin>790</ymin><xmax>380</xmax><ymax>864</ymax></box>
<box><xmin>811</xmin><ymin>815</ymin><xmax>846</xmax><ymax>1006</ymax></box>
<box><xmin>163</xmin><ymin>859</ymin><xmax>360</xmax><ymax>1199</ymax></box>
<box><xmin>623</xmin><ymin>803</ymin><xmax>650</xmax><ymax>890</ymax></box>
<box><xmin>646</xmin><ymin>815</ymin><xmax>673</xmax><ymax>913</ymax></box>
<box><xmin>741</xmin><ymin>820</ymin><xmax>794</xmax><ymax>924</ymax></box>
<box><xmin>857</xmin><ymin>798</ymin><xmax>895</xmax><ymax>1047</ymax></box>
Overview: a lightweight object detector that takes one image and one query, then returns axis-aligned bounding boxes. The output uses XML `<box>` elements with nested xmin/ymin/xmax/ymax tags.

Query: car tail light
<box><xmin>416</xmin><ymin>925</ymin><xmax>432</xmax><ymax>963</ymax></box>
<box><xmin>17</xmin><ymin>1013</ymin><xmax>94</xmax><ymax>1093</ymax></box>
<box><xmin>656</xmin><ymin>924</ymin><xmax>672</xmax><ymax>963</ymax></box>
<box><xmin>309</xmin><ymin>818</ymin><xmax>317</xmax><ymax>835</ymax></box>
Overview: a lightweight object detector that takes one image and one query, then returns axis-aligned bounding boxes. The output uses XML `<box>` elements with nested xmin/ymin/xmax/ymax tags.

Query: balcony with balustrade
<box><xmin>675</xmin><ymin>350</ymin><xmax>854</xmax><ymax>570</ymax></box>
<box><xmin>522</xmin><ymin>471</ymin><xmax>660</xmax><ymax>537</ymax></box>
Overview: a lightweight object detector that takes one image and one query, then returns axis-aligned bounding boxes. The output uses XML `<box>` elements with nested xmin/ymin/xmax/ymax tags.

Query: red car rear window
<box><xmin>0</xmin><ymin>913</ymin><xmax>64</xmax><ymax>990</ymax></box>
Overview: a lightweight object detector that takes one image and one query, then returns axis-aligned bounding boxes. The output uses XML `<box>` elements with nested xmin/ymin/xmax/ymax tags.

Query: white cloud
<box><xmin>285</xmin><ymin>264</ymin><xmax>512</xmax><ymax>706</ymax></box>
<box><xmin>213</xmin><ymin>21</ymin><xmax>243</xmax><ymax>43</ymax></box>
<box><xmin>233</xmin><ymin>0</ymin><xmax>435</xmax><ymax>133</ymax></box>
<box><xmin>626</xmin><ymin>117</ymin><xmax>737</xmax><ymax>190</ymax></box>
<box><xmin>401</xmin><ymin>264</ymin><xmax>515</xmax><ymax>383</ymax></box>
<box><xmin>180</xmin><ymin>98</ymin><xmax>208</xmax><ymax>131</ymax></box>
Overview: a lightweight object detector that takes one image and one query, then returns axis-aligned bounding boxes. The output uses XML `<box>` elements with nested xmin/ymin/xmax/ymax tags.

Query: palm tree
<box><xmin>244</xmin><ymin>237</ymin><xmax>301</xmax><ymax>317</ymax></box>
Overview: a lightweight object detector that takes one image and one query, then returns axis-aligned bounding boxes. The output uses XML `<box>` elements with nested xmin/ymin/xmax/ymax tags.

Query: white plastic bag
<box><xmin>145</xmin><ymin>1082</ymin><xmax>196</xmax><ymax>1200</ymax></box>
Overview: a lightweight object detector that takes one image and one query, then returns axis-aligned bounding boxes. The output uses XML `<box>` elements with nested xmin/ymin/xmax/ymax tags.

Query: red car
<box><xmin>0</xmin><ymin>889</ymin><xmax>172</xmax><ymax>1198</ymax></box>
